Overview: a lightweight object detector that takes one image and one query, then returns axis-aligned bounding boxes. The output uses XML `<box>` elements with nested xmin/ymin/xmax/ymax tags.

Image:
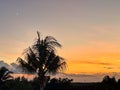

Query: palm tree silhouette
<box><xmin>17</xmin><ymin>31</ymin><xmax>66</xmax><ymax>90</ymax></box>
<box><xmin>0</xmin><ymin>67</ymin><xmax>13</xmax><ymax>85</ymax></box>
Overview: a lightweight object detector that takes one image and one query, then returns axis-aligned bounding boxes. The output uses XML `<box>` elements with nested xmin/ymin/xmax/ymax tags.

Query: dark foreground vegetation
<box><xmin>1</xmin><ymin>75</ymin><xmax>120</xmax><ymax>90</ymax></box>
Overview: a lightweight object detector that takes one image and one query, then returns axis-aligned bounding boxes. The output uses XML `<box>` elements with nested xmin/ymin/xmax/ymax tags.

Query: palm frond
<box><xmin>0</xmin><ymin>67</ymin><xmax>13</xmax><ymax>82</ymax></box>
<box><xmin>17</xmin><ymin>57</ymin><xmax>36</xmax><ymax>73</ymax></box>
<box><xmin>2</xmin><ymin>73</ymin><xmax>13</xmax><ymax>81</ymax></box>
<box><xmin>0</xmin><ymin>67</ymin><xmax>8</xmax><ymax>79</ymax></box>
<box><xmin>45</xmin><ymin>51</ymin><xmax>66</xmax><ymax>75</ymax></box>
<box><xmin>26</xmin><ymin>47</ymin><xmax>40</xmax><ymax>68</ymax></box>
<box><xmin>2</xmin><ymin>71</ymin><xmax>13</xmax><ymax>78</ymax></box>
<box><xmin>44</xmin><ymin>36</ymin><xmax>62</xmax><ymax>51</ymax></box>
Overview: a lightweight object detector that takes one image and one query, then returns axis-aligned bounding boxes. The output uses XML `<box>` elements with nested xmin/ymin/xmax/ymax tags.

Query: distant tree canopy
<box><xmin>17</xmin><ymin>31</ymin><xmax>66</xmax><ymax>90</ymax></box>
<box><xmin>102</xmin><ymin>75</ymin><xmax>116</xmax><ymax>84</ymax></box>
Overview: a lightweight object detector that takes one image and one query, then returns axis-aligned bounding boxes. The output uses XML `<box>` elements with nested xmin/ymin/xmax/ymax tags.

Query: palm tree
<box><xmin>17</xmin><ymin>31</ymin><xmax>66</xmax><ymax>90</ymax></box>
<box><xmin>0</xmin><ymin>67</ymin><xmax>13</xmax><ymax>85</ymax></box>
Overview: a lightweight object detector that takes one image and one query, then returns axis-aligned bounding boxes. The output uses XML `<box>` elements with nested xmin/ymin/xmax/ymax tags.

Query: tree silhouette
<box><xmin>102</xmin><ymin>75</ymin><xmax>117</xmax><ymax>90</ymax></box>
<box><xmin>17</xmin><ymin>31</ymin><xmax>66</xmax><ymax>90</ymax></box>
<box><xmin>0</xmin><ymin>67</ymin><xmax>13</xmax><ymax>88</ymax></box>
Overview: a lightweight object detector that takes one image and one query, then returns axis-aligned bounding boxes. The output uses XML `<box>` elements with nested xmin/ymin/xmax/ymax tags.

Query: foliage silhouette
<box><xmin>1</xmin><ymin>75</ymin><xmax>120</xmax><ymax>90</ymax></box>
<box><xmin>101</xmin><ymin>75</ymin><xmax>117</xmax><ymax>90</ymax></box>
<box><xmin>0</xmin><ymin>67</ymin><xmax>13</xmax><ymax>90</ymax></box>
<box><xmin>5</xmin><ymin>76</ymin><xmax>33</xmax><ymax>90</ymax></box>
<box><xmin>46</xmin><ymin>78</ymin><xmax>73</xmax><ymax>90</ymax></box>
<box><xmin>17</xmin><ymin>31</ymin><xmax>66</xmax><ymax>90</ymax></box>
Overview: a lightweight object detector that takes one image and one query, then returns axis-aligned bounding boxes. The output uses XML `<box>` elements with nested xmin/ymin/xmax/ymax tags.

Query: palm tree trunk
<box><xmin>39</xmin><ymin>76</ymin><xmax>50</xmax><ymax>90</ymax></box>
<box><xmin>40</xmin><ymin>84</ymin><xmax>44</xmax><ymax>90</ymax></box>
<box><xmin>39</xmin><ymin>75</ymin><xmax>45</xmax><ymax>90</ymax></box>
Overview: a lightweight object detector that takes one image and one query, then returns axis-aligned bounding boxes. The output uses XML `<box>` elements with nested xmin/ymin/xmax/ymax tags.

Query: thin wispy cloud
<box><xmin>79</xmin><ymin>61</ymin><xmax>113</xmax><ymax>65</ymax></box>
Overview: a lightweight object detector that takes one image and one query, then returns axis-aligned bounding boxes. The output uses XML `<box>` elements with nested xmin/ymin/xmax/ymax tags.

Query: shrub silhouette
<box><xmin>0</xmin><ymin>67</ymin><xmax>13</xmax><ymax>90</ymax></box>
<box><xmin>102</xmin><ymin>75</ymin><xmax>117</xmax><ymax>90</ymax></box>
<box><xmin>46</xmin><ymin>78</ymin><xmax>73</xmax><ymax>90</ymax></box>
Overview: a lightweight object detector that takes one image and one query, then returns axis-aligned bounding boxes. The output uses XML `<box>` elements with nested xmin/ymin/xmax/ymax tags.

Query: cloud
<box><xmin>52</xmin><ymin>72</ymin><xmax>120</xmax><ymax>82</ymax></box>
<box><xmin>104</xmin><ymin>67</ymin><xmax>114</xmax><ymax>69</ymax></box>
<box><xmin>51</xmin><ymin>73</ymin><xmax>102</xmax><ymax>82</ymax></box>
<box><xmin>79</xmin><ymin>61</ymin><xmax>112</xmax><ymax>65</ymax></box>
<box><xmin>1</xmin><ymin>60</ymin><xmax>120</xmax><ymax>82</ymax></box>
<box><xmin>0</xmin><ymin>60</ymin><xmax>10</xmax><ymax>68</ymax></box>
<box><xmin>0</xmin><ymin>60</ymin><xmax>22</xmax><ymax>74</ymax></box>
<box><xmin>63</xmin><ymin>73</ymin><xmax>95</xmax><ymax>77</ymax></box>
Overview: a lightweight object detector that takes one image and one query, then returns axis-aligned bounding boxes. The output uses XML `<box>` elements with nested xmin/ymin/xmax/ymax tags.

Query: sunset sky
<box><xmin>1</xmin><ymin>0</ymin><xmax>120</xmax><ymax>76</ymax></box>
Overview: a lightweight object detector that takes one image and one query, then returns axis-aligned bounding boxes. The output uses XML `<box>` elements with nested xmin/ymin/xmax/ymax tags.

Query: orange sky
<box><xmin>1</xmin><ymin>0</ymin><xmax>120</xmax><ymax>75</ymax></box>
<box><xmin>1</xmin><ymin>33</ymin><xmax>120</xmax><ymax>74</ymax></box>
<box><xmin>58</xmin><ymin>41</ymin><xmax>120</xmax><ymax>74</ymax></box>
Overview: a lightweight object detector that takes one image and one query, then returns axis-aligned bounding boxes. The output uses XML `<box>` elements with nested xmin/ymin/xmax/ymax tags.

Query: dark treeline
<box><xmin>1</xmin><ymin>75</ymin><xmax>120</xmax><ymax>90</ymax></box>
<box><xmin>0</xmin><ymin>77</ymin><xmax>73</xmax><ymax>90</ymax></box>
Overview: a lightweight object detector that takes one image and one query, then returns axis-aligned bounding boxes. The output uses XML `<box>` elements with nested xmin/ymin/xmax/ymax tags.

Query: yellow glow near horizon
<box><xmin>1</xmin><ymin>39</ymin><xmax>120</xmax><ymax>74</ymax></box>
<box><xmin>57</xmin><ymin>43</ymin><xmax>120</xmax><ymax>74</ymax></box>
<box><xmin>1</xmin><ymin>0</ymin><xmax>120</xmax><ymax>76</ymax></box>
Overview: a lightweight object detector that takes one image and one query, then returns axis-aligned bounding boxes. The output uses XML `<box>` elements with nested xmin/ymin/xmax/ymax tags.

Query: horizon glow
<box><xmin>0</xmin><ymin>0</ymin><xmax>120</xmax><ymax>75</ymax></box>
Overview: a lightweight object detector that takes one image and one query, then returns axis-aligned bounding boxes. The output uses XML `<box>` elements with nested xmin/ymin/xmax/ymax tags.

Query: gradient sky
<box><xmin>1</xmin><ymin>0</ymin><xmax>120</xmax><ymax>75</ymax></box>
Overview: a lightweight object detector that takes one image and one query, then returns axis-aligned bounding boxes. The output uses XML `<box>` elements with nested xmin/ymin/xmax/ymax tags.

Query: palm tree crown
<box><xmin>17</xmin><ymin>31</ymin><xmax>66</xmax><ymax>90</ymax></box>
